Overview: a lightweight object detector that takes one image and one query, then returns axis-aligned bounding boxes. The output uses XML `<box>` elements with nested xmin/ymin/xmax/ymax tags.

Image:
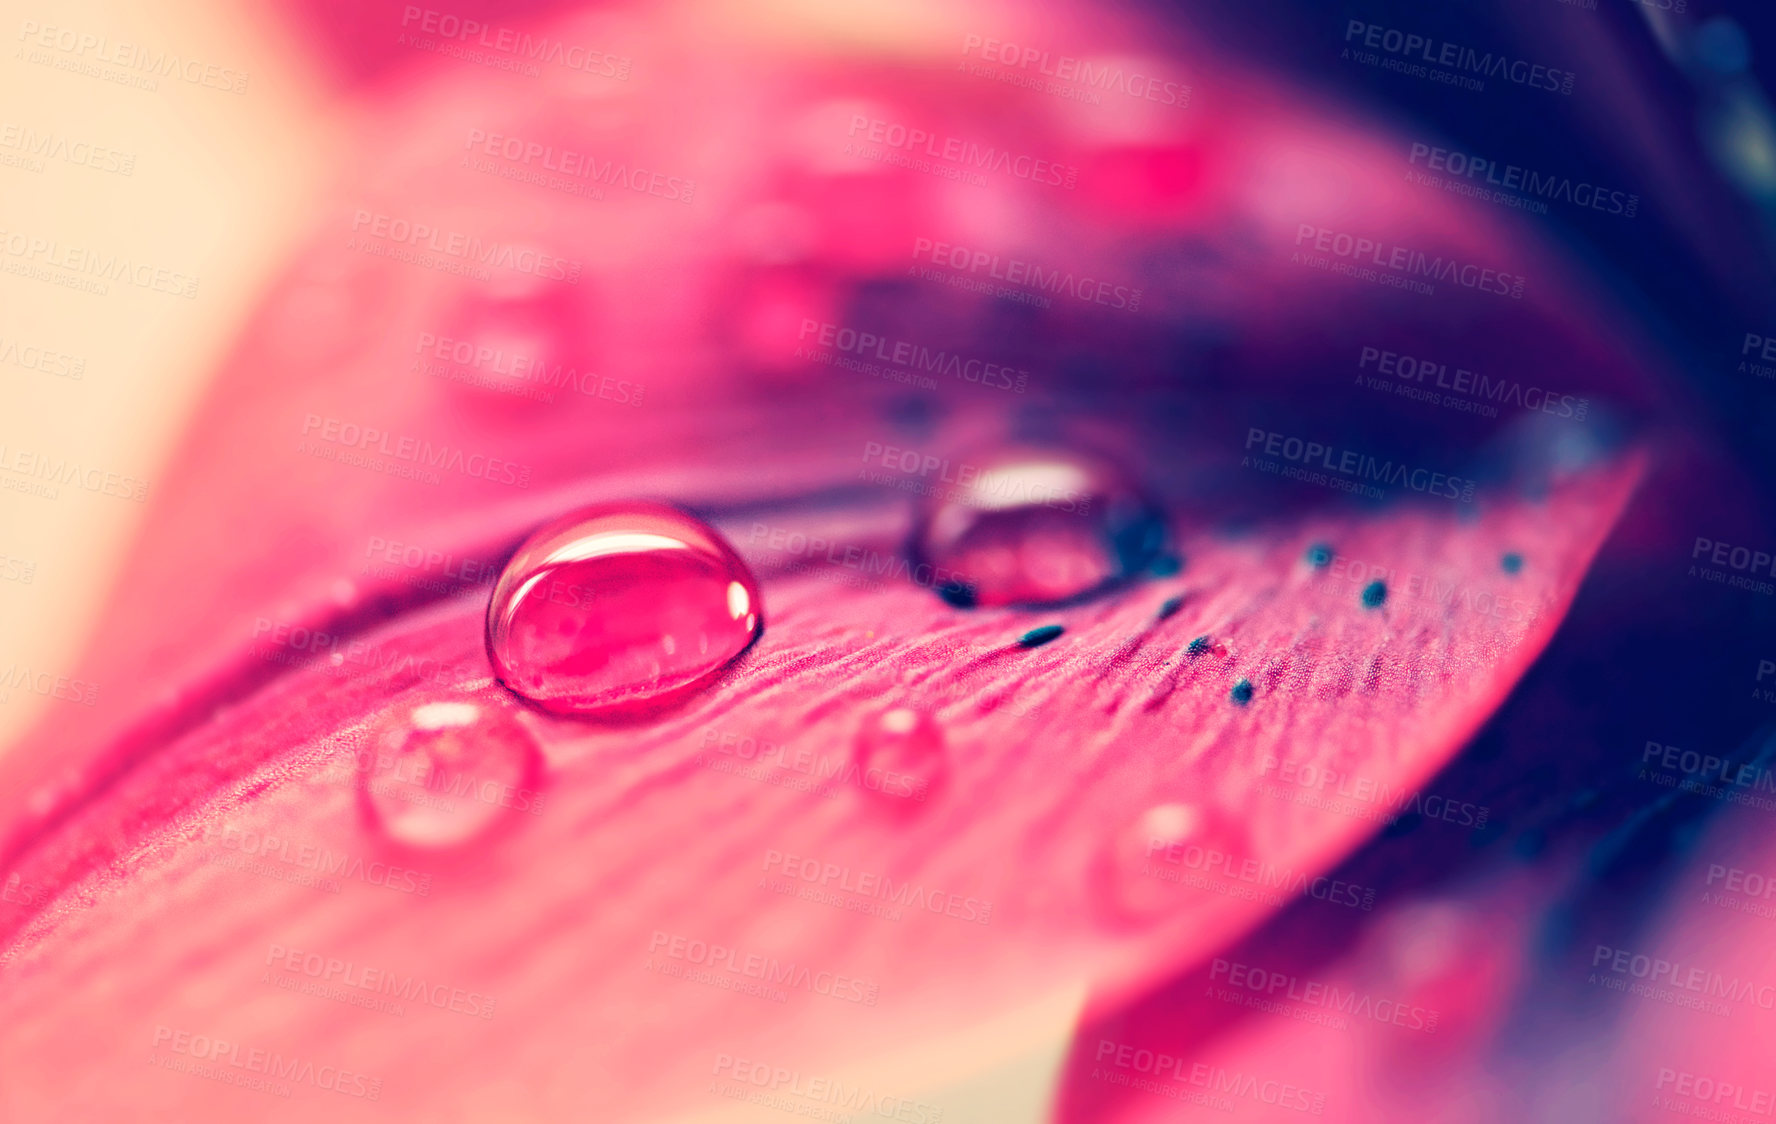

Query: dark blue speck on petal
<box><xmin>938</xmin><ymin>581</ymin><xmax>978</xmax><ymax>608</ymax></box>
<box><xmin>1361</xmin><ymin>580</ymin><xmax>1388</xmax><ymax>608</ymax></box>
<box><xmin>1502</xmin><ymin>552</ymin><xmax>1524</xmax><ymax>575</ymax></box>
<box><xmin>1018</xmin><ymin>624</ymin><xmax>1065</xmax><ymax>648</ymax></box>
<box><xmin>1230</xmin><ymin>678</ymin><xmax>1254</xmax><ymax>705</ymax></box>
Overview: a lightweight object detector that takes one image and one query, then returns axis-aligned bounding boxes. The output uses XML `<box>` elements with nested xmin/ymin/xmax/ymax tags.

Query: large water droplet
<box><xmin>911</xmin><ymin>447</ymin><xmax>1166</xmax><ymax>608</ymax></box>
<box><xmin>486</xmin><ymin>503</ymin><xmax>763</xmax><ymax>716</ymax></box>
<box><xmin>358</xmin><ymin>691</ymin><xmax>542</xmax><ymax>848</ymax></box>
<box><xmin>854</xmin><ymin>707</ymin><xmax>945</xmax><ymax>803</ymax></box>
<box><xmin>1103</xmin><ymin>801</ymin><xmax>1242</xmax><ymax>919</ymax></box>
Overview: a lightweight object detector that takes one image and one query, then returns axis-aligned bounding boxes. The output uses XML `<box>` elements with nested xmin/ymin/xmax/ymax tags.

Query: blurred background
<box><xmin>6</xmin><ymin>0</ymin><xmax>1776</xmax><ymax>1120</ymax></box>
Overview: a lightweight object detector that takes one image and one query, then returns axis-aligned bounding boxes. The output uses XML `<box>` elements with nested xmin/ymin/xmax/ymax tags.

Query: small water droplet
<box><xmin>358</xmin><ymin>692</ymin><xmax>541</xmax><ymax>848</ymax></box>
<box><xmin>1230</xmin><ymin>678</ymin><xmax>1254</xmax><ymax>705</ymax></box>
<box><xmin>486</xmin><ymin>503</ymin><xmax>763</xmax><ymax>717</ymax></box>
<box><xmin>1104</xmin><ymin>802</ymin><xmax>1241</xmax><ymax>918</ymax></box>
<box><xmin>1362</xmin><ymin>579</ymin><xmax>1388</xmax><ymax>608</ymax></box>
<box><xmin>854</xmin><ymin>707</ymin><xmax>944</xmax><ymax>802</ymax></box>
<box><xmin>1501</xmin><ymin>552</ymin><xmax>1523</xmax><ymax>575</ymax></box>
<box><xmin>910</xmin><ymin>447</ymin><xmax>1167</xmax><ymax>607</ymax></box>
<box><xmin>433</xmin><ymin>281</ymin><xmax>583</xmax><ymax>407</ymax></box>
<box><xmin>1018</xmin><ymin>624</ymin><xmax>1065</xmax><ymax>648</ymax></box>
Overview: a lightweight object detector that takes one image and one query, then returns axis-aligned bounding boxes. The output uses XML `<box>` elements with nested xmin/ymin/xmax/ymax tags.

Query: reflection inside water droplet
<box><xmin>486</xmin><ymin>502</ymin><xmax>763</xmax><ymax>717</ymax></box>
<box><xmin>358</xmin><ymin>691</ymin><xmax>542</xmax><ymax>848</ymax></box>
<box><xmin>911</xmin><ymin>447</ymin><xmax>1167</xmax><ymax>608</ymax></box>
<box><xmin>854</xmin><ymin>707</ymin><xmax>945</xmax><ymax>803</ymax></box>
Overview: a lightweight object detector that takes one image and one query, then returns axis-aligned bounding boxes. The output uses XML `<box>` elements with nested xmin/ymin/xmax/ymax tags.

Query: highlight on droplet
<box><xmin>910</xmin><ymin>445</ymin><xmax>1168</xmax><ymax>608</ymax></box>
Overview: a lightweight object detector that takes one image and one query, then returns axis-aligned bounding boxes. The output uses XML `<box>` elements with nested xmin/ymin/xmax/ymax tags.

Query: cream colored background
<box><xmin>0</xmin><ymin>0</ymin><xmax>337</xmax><ymax>748</ymax></box>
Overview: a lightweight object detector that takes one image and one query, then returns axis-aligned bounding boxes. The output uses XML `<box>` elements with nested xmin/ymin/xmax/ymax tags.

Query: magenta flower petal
<box><xmin>0</xmin><ymin>439</ymin><xmax>1641</xmax><ymax>1118</ymax></box>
